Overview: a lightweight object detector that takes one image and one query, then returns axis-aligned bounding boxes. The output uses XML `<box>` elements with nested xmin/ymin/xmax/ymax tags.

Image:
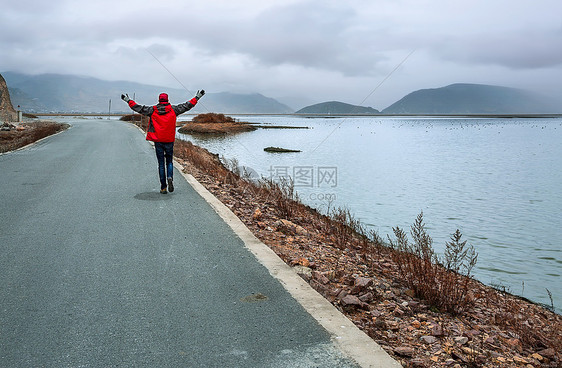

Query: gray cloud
<box><xmin>1</xmin><ymin>0</ymin><xmax>561</xmax><ymax>109</ymax></box>
<box><xmin>184</xmin><ymin>2</ymin><xmax>362</xmax><ymax>71</ymax></box>
<box><xmin>433</xmin><ymin>27</ymin><xmax>562</xmax><ymax>69</ymax></box>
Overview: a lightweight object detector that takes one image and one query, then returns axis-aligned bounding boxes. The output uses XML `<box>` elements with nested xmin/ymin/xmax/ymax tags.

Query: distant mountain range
<box><xmin>296</xmin><ymin>84</ymin><xmax>559</xmax><ymax>115</ymax></box>
<box><xmin>382</xmin><ymin>83</ymin><xmax>560</xmax><ymax>114</ymax></box>
<box><xmin>3</xmin><ymin>72</ymin><xmax>560</xmax><ymax>115</ymax></box>
<box><xmin>2</xmin><ymin>72</ymin><xmax>293</xmax><ymax>114</ymax></box>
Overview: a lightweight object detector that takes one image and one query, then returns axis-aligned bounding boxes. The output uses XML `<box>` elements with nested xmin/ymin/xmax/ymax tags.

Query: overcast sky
<box><xmin>1</xmin><ymin>0</ymin><xmax>561</xmax><ymax>110</ymax></box>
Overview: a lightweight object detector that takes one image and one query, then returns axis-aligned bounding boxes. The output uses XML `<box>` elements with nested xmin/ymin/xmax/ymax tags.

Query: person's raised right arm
<box><xmin>121</xmin><ymin>94</ymin><xmax>153</xmax><ymax>116</ymax></box>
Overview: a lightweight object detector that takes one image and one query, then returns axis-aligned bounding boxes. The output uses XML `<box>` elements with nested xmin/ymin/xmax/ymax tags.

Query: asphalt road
<box><xmin>0</xmin><ymin>119</ymin><xmax>360</xmax><ymax>367</ymax></box>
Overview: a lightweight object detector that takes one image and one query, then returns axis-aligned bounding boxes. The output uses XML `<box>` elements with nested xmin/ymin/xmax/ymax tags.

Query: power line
<box><xmin>309</xmin><ymin>49</ymin><xmax>416</xmax><ymax>155</ymax></box>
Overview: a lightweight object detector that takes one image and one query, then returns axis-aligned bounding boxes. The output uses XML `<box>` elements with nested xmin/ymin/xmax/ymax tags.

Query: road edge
<box><xmin>174</xmin><ymin>160</ymin><xmax>402</xmax><ymax>368</ymax></box>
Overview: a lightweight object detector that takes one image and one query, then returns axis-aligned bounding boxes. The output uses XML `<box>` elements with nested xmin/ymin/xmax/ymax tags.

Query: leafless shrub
<box><xmin>221</xmin><ymin>157</ymin><xmax>240</xmax><ymax>176</ymax></box>
<box><xmin>369</xmin><ymin>229</ymin><xmax>384</xmax><ymax>247</ymax></box>
<box><xmin>174</xmin><ymin>139</ymin><xmax>230</xmax><ymax>181</ymax></box>
<box><xmin>329</xmin><ymin>208</ymin><xmax>353</xmax><ymax>250</ymax></box>
<box><xmin>327</xmin><ymin>207</ymin><xmax>365</xmax><ymax>250</ymax></box>
<box><xmin>388</xmin><ymin>211</ymin><xmax>478</xmax><ymax>315</ymax></box>
<box><xmin>489</xmin><ymin>288</ymin><xmax>561</xmax><ymax>353</ymax></box>
<box><xmin>445</xmin><ymin>229</ymin><xmax>478</xmax><ymax>275</ymax></box>
<box><xmin>259</xmin><ymin>177</ymin><xmax>300</xmax><ymax>219</ymax></box>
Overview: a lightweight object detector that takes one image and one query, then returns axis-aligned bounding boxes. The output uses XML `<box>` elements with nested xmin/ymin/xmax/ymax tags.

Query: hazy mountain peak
<box><xmin>296</xmin><ymin>101</ymin><xmax>379</xmax><ymax>115</ymax></box>
<box><xmin>2</xmin><ymin>72</ymin><xmax>293</xmax><ymax>114</ymax></box>
<box><xmin>383</xmin><ymin>83</ymin><xmax>560</xmax><ymax>114</ymax></box>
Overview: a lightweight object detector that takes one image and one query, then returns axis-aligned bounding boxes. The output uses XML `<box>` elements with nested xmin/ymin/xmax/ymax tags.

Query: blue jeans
<box><xmin>154</xmin><ymin>142</ymin><xmax>174</xmax><ymax>189</ymax></box>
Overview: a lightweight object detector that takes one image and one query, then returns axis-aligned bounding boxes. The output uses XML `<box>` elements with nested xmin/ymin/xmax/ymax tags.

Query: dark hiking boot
<box><xmin>167</xmin><ymin>177</ymin><xmax>174</xmax><ymax>193</ymax></box>
<box><xmin>160</xmin><ymin>188</ymin><xmax>167</xmax><ymax>194</ymax></box>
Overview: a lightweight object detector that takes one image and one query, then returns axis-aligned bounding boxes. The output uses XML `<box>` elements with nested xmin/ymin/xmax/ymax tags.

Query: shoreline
<box><xmin>166</xmin><ymin>132</ymin><xmax>561</xmax><ymax>368</ymax></box>
<box><xmin>34</xmin><ymin>113</ymin><xmax>562</xmax><ymax>119</ymax></box>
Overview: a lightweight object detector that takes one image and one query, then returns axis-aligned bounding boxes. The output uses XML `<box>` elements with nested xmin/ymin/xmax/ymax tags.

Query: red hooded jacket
<box><xmin>127</xmin><ymin>97</ymin><xmax>198</xmax><ymax>142</ymax></box>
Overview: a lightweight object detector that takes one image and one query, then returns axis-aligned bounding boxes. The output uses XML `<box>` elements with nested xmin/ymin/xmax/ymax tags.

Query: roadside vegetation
<box><xmin>0</xmin><ymin>121</ymin><xmax>69</xmax><ymax>153</ymax></box>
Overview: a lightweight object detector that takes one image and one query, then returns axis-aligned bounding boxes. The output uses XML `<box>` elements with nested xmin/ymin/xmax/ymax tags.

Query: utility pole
<box><xmin>108</xmin><ymin>99</ymin><xmax>112</xmax><ymax>120</ymax></box>
<box><xmin>133</xmin><ymin>93</ymin><xmax>137</xmax><ymax>119</ymax></box>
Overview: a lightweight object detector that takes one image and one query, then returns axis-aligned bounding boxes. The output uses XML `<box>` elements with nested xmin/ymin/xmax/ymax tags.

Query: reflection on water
<box><xmin>178</xmin><ymin>115</ymin><xmax>562</xmax><ymax>311</ymax></box>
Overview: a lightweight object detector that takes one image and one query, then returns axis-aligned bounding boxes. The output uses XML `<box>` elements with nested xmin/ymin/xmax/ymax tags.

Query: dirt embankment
<box><xmin>0</xmin><ymin>121</ymin><xmax>69</xmax><ymax>153</ymax></box>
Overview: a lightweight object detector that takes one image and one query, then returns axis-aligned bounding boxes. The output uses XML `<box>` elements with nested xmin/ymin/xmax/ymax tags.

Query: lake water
<box><xmin>177</xmin><ymin>115</ymin><xmax>562</xmax><ymax>312</ymax></box>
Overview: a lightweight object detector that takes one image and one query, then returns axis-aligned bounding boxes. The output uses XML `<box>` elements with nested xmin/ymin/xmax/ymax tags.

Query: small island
<box><xmin>178</xmin><ymin>113</ymin><xmax>256</xmax><ymax>135</ymax></box>
<box><xmin>264</xmin><ymin>146</ymin><xmax>301</xmax><ymax>153</ymax></box>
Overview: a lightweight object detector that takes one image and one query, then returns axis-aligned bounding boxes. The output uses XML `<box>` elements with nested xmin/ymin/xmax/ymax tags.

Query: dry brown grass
<box><xmin>0</xmin><ymin>121</ymin><xmax>69</xmax><ymax>153</ymax></box>
<box><xmin>178</xmin><ymin>113</ymin><xmax>256</xmax><ymax>135</ymax></box>
<box><xmin>174</xmin><ymin>140</ymin><xmax>231</xmax><ymax>180</ymax></box>
<box><xmin>192</xmin><ymin>113</ymin><xmax>236</xmax><ymax>124</ymax></box>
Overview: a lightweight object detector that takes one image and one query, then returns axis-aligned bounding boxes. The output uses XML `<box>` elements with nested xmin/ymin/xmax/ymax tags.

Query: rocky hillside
<box><xmin>0</xmin><ymin>73</ymin><xmax>17</xmax><ymax>123</ymax></box>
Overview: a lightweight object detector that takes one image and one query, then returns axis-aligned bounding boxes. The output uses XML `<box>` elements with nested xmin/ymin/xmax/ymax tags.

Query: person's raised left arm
<box><xmin>173</xmin><ymin>90</ymin><xmax>205</xmax><ymax>115</ymax></box>
<box><xmin>121</xmin><ymin>94</ymin><xmax>154</xmax><ymax>116</ymax></box>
